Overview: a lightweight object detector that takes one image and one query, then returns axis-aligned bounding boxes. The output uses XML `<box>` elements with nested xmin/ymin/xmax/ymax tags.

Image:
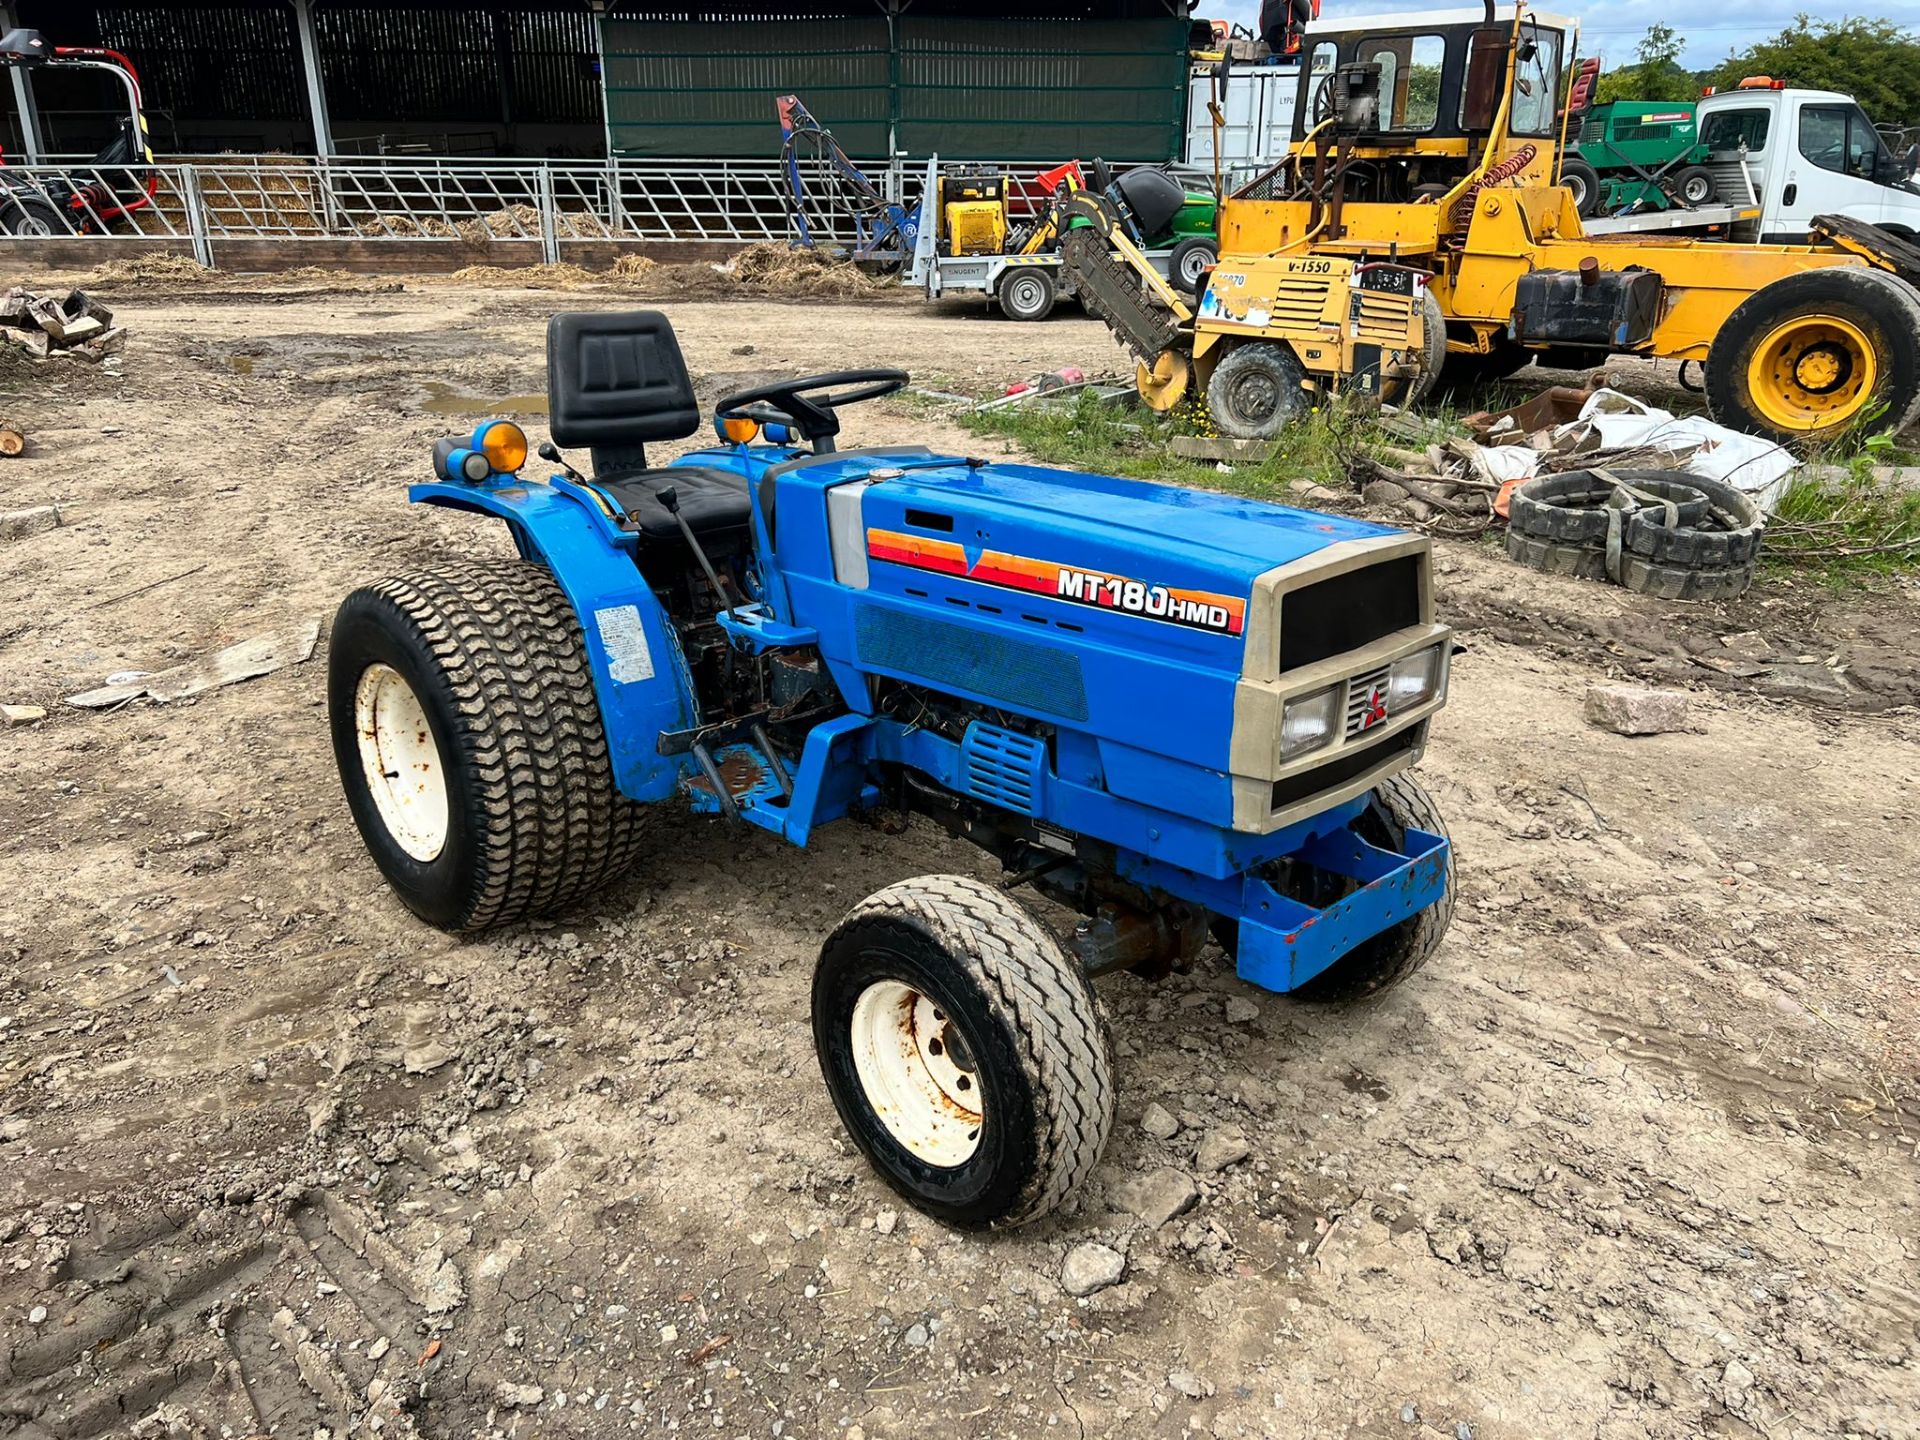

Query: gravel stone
<box><xmin>1060</xmin><ymin>1242</ymin><xmax>1126</xmax><ymax>1297</ymax></box>
<box><xmin>1114</xmin><ymin>1167</ymin><xmax>1200</xmax><ymax>1227</ymax></box>
<box><xmin>1197</xmin><ymin>1127</ymin><xmax>1251</xmax><ymax>1173</ymax></box>
<box><xmin>1139</xmin><ymin>1102</ymin><xmax>1180</xmax><ymax>1140</ymax></box>
<box><xmin>1584</xmin><ymin>684</ymin><xmax>1696</xmax><ymax>736</ymax></box>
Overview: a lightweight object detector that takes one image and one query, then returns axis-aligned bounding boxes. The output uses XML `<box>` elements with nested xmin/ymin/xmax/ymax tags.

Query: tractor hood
<box><xmin>793</xmin><ymin>452</ymin><xmax>1401</xmax><ymax>630</ymax></box>
<box><xmin>730</xmin><ymin>446</ymin><xmax>1446</xmax><ymax>842</ymax></box>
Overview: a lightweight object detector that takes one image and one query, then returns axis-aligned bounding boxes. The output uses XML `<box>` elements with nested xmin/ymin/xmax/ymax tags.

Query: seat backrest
<box><xmin>546</xmin><ymin>310</ymin><xmax>700</xmax><ymax>480</ymax></box>
<box><xmin>91</xmin><ymin>120</ymin><xmax>149</xmax><ymax>198</ymax></box>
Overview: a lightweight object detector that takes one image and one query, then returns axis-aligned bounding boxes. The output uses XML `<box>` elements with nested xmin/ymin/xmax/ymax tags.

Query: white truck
<box><xmin>1586</xmin><ymin>83</ymin><xmax>1920</xmax><ymax>242</ymax></box>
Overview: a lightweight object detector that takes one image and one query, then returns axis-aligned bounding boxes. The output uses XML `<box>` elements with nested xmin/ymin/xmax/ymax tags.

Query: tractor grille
<box><xmin>1278</xmin><ymin>554</ymin><xmax>1422</xmax><ymax>673</ymax></box>
<box><xmin>1343</xmin><ymin>663</ymin><xmax>1392</xmax><ymax>737</ymax></box>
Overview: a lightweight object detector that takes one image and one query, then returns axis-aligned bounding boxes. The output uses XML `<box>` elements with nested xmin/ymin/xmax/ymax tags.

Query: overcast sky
<box><xmin>1205</xmin><ymin>1</ymin><xmax>1920</xmax><ymax>70</ymax></box>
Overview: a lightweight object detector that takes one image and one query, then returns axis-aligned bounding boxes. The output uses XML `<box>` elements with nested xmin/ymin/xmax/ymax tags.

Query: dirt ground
<box><xmin>2</xmin><ymin>279</ymin><xmax>1917</xmax><ymax>1440</ymax></box>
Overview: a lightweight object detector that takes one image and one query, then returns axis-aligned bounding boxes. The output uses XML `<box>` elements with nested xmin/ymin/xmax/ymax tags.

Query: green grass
<box><xmin>1766</xmin><ymin>455</ymin><xmax>1920</xmax><ymax>580</ymax></box>
<box><xmin>959</xmin><ymin>390</ymin><xmax>1376</xmax><ymax>501</ymax></box>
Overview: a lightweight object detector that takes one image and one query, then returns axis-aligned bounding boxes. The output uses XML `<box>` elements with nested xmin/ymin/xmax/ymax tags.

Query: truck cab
<box><xmin>1698</xmin><ymin>83</ymin><xmax>1920</xmax><ymax>243</ymax></box>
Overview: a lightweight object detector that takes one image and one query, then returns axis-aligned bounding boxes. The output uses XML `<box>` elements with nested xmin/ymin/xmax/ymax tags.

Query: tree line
<box><xmin>1592</xmin><ymin>16</ymin><xmax>1920</xmax><ymax>126</ymax></box>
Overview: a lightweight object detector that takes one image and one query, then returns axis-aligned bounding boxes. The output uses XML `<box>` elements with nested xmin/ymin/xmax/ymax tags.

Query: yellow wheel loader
<box><xmin>1070</xmin><ymin>2</ymin><xmax>1920</xmax><ymax>444</ymax></box>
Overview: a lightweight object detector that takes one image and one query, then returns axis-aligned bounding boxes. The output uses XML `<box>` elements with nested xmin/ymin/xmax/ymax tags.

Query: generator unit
<box><xmin>938</xmin><ymin>166</ymin><xmax>1010</xmax><ymax>256</ymax></box>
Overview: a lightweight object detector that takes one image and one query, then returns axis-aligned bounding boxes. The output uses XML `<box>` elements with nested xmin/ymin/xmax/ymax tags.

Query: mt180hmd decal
<box><xmin>866</xmin><ymin>529</ymin><xmax>1246</xmax><ymax>636</ymax></box>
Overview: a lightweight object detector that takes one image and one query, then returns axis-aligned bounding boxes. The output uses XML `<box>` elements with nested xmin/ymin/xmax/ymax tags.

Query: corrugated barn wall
<box><xmin>11</xmin><ymin>1</ymin><xmax>309</xmax><ymax>153</ymax></box>
<box><xmin>603</xmin><ymin>1</ymin><xmax>1191</xmax><ymax>161</ymax></box>
<box><xmin>6</xmin><ymin>1</ymin><xmax>1192</xmax><ymax>161</ymax></box>
<box><xmin>10</xmin><ymin>0</ymin><xmax>604</xmax><ymax>156</ymax></box>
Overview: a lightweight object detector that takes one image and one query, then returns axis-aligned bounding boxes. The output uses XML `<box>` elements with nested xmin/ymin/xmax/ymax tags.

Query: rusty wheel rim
<box><xmin>354</xmin><ymin>663</ymin><xmax>448</xmax><ymax>862</ymax></box>
<box><xmin>849</xmin><ymin>980</ymin><xmax>983</xmax><ymax>1166</ymax></box>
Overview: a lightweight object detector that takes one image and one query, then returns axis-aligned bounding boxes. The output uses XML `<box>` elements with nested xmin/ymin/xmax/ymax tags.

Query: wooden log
<box><xmin>0</xmin><ymin>426</ymin><xmax>25</xmax><ymax>457</ymax></box>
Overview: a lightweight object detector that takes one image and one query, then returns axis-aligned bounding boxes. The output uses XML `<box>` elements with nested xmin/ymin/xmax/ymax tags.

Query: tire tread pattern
<box><xmin>1509</xmin><ymin>470</ymin><xmax>1709</xmax><ymax>545</ymax></box>
<box><xmin>359</xmin><ymin>561</ymin><xmax>645</xmax><ymax>931</ymax></box>
<box><xmin>838</xmin><ymin>875</ymin><xmax>1114</xmax><ymax>1226</ymax></box>
<box><xmin>1622</xmin><ymin>475</ymin><xmax>1764</xmax><ymax>568</ymax></box>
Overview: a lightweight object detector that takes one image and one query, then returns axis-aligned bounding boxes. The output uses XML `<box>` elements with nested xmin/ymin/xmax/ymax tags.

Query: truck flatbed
<box><xmin>1584</xmin><ymin>204</ymin><xmax>1757</xmax><ymax>235</ymax></box>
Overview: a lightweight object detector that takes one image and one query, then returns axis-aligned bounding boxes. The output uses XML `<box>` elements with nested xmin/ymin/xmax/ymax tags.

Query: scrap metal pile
<box><xmin>1356</xmin><ymin>380</ymin><xmax>1791</xmax><ymax>601</ymax></box>
<box><xmin>1</xmin><ymin>286</ymin><xmax>126</xmax><ymax>363</ymax></box>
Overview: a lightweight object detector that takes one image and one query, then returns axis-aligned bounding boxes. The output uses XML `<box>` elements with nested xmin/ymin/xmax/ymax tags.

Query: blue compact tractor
<box><xmin>329</xmin><ymin>312</ymin><xmax>1455</xmax><ymax>1228</ymax></box>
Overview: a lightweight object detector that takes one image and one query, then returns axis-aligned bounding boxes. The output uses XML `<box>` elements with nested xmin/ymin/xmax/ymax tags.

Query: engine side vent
<box><xmin>855</xmin><ymin>604</ymin><xmax>1090</xmax><ymax>721</ymax></box>
<box><xmin>959</xmin><ymin>724</ymin><xmax>1046</xmax><ymax>815</ymax></box>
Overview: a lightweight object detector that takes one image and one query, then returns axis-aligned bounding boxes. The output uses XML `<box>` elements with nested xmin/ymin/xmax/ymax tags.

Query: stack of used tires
<box><xmin>1505</xmin><ymin>468</ymin><xmax>1763</xmax><ymax>600</ymax></box>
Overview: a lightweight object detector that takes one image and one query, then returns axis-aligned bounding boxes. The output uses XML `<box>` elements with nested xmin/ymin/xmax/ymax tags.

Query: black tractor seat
<box><xmin>599</xmin><ymin>465</ymin><xmax>752</xmax><ymax>543</ymax></box>
<box><xmin>547</xmin><ymin>309</ymin><xmax>757</xmax><ymax>549</ymax></box>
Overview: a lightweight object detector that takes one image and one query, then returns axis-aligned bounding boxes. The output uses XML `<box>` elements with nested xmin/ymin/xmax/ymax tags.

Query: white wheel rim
<box><xmin>1009</xmin><ymin>277</ymin><xmax>1042</xmax><ymax>312</ymax></box>
<box><xmin>354</xmin><ymin>663</ymin><xmax>449</xmax><ymax>862</ymax></box>
<box><xmin>1182</xmin><ymin>250</ymin><xmax>1208</xmax><ymax>284</ymax></box>
<box><xmin>850</xmin><ymin>980</ymin><xmax>983</xmax><ymax>1166</ymax></box>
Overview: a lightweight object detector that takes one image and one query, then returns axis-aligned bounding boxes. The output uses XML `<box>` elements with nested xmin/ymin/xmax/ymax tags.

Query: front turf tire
<box><xmin>328</xmin><ymin>561</ymin><xmax>647</xmax><ymax>933</ymax></box>
<box><xmin>813</xmin><ymin>876</ymin><xmax>1113</xmax><ymax>1229</ymax></box>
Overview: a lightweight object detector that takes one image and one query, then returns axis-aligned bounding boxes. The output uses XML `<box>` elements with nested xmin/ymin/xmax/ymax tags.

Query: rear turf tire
<box><xmin>328</xmin><ymin>560</ymin><xmax>647</xmax><ymax>932</ymax></box>
<box><xmin>813</xmin><ymin>875</ymin><xmax>1113</xmax><ymax>1229</ymax></box>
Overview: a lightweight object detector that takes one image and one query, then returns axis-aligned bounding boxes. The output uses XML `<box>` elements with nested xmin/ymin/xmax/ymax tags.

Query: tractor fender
<box><xmin>410</xmin><ymin>477</ymin><xmax>698</xmax><ymax>803</ymax></box>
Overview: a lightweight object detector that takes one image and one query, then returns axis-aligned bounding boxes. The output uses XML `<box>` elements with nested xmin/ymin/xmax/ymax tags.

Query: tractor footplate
<box><xmin>684</xmin><ymin>742</ymin><xmax>785</xmax><ymax>816</ymax></box>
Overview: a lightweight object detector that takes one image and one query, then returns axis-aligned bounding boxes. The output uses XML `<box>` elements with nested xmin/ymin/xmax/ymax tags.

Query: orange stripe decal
<box><xmin>866</xmin><ymin>528</ymin><xmax>1245</xmax><ymax>637</ymax></box>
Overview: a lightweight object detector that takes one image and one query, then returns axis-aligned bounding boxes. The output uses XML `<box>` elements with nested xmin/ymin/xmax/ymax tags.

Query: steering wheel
<box><xmin>1310</xmin><ymin>73</ymin><xmax>1337</xmax><ymax>127</ymax></box>
<box><xmin>714</xmin><ymin>369</ymin><xmax>909</xmax><ymax>453</ymax></box>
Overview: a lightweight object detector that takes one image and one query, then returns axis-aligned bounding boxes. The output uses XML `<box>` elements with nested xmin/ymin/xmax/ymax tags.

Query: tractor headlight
<box><xmin>1280</xmin><ymin>685</ymin><xmax>1341</xmax><ymax>761</ymax></box>
<box><xmin>1385</xmin><ymin>644</ymin><xmax>1446</xmax><ymax>712</ymax></box>
<box><xmin>476</xmin><ymin>420</ymin><xmax>528</xmax><ymax>475</ymax></box>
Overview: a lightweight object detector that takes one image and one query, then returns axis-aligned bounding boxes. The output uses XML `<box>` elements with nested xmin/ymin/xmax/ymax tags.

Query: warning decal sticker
<box><xmin>866</xmin><ymin>529</ymin><xmax>1245</xmax><ymax>637</ymax></box>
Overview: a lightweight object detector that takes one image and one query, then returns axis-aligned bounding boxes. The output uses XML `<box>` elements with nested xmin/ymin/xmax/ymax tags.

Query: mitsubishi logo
<box><xmin>1359</xmin><ymin>686</ymin><xmax>1388</xmax><ymax>730</ymax></box>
